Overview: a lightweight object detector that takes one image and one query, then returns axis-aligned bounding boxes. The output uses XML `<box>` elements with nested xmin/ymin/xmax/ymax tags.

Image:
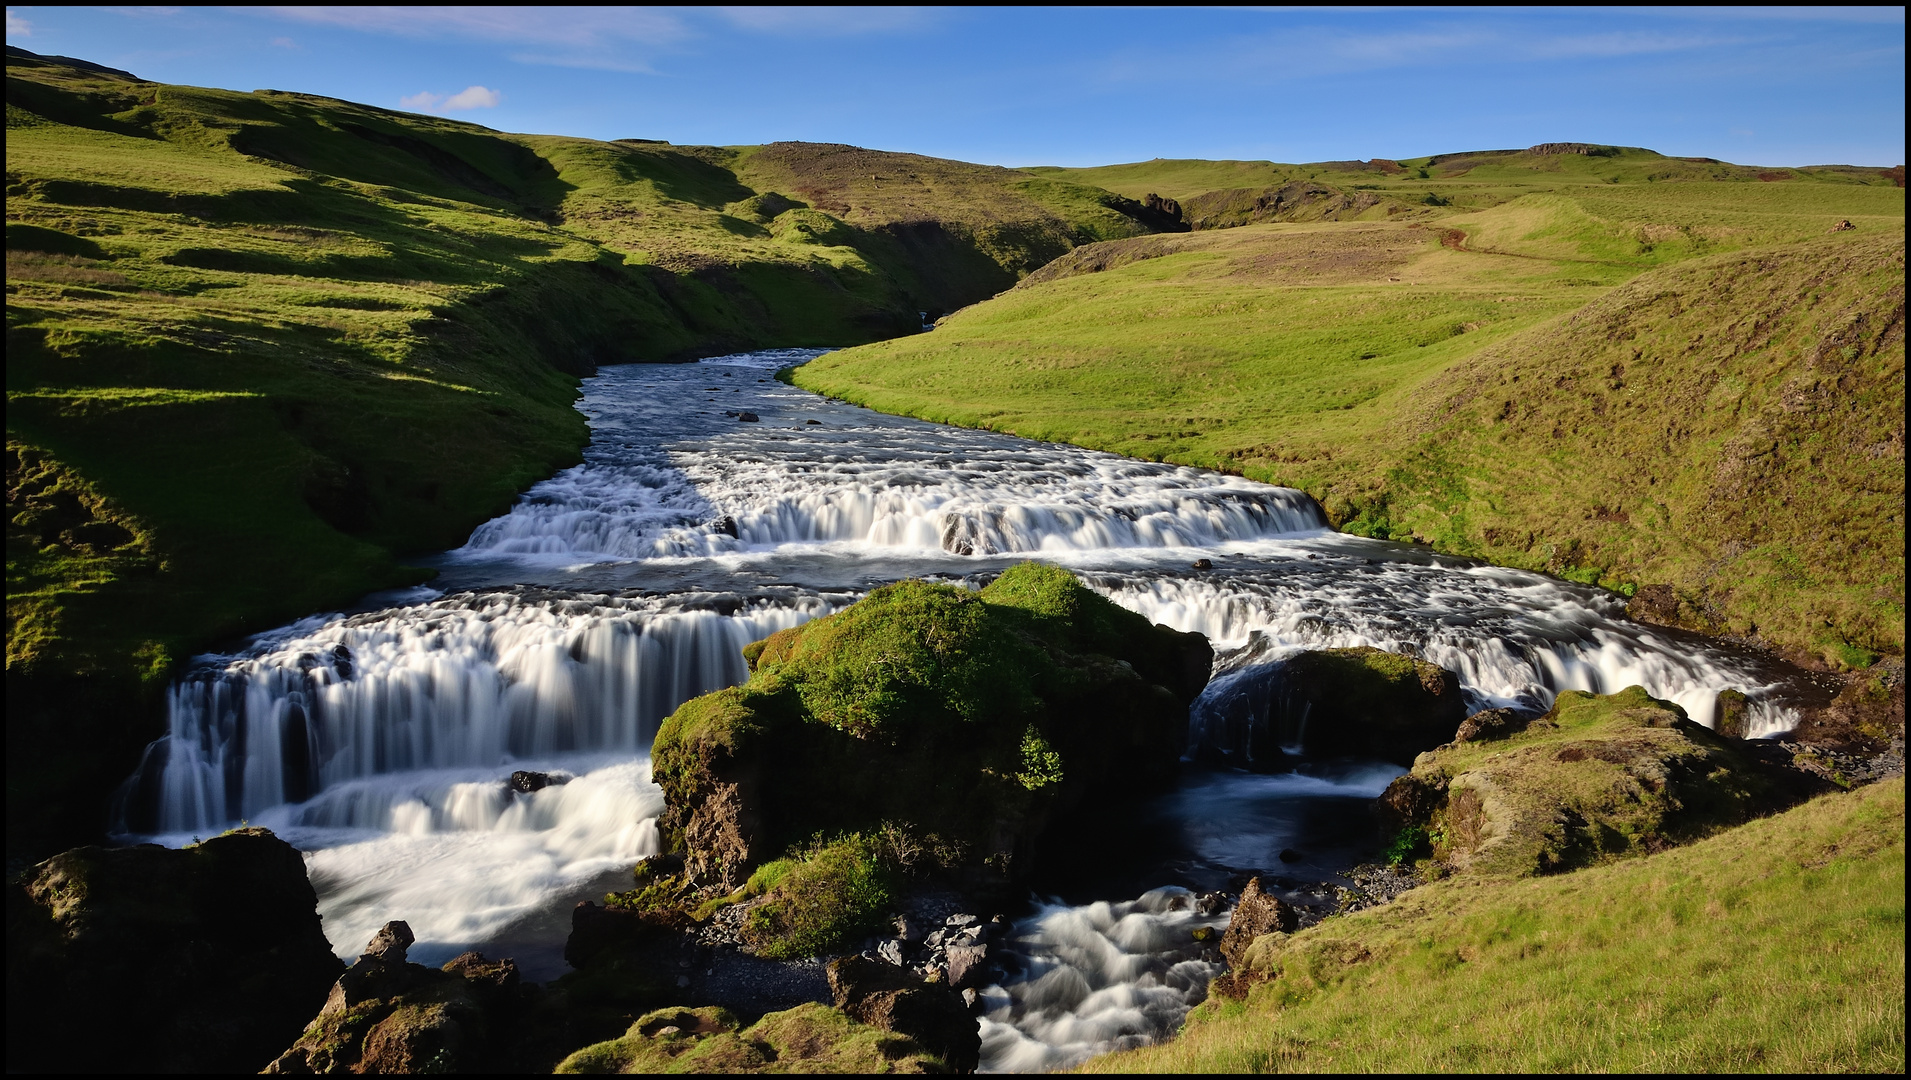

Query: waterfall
<box><xmin>116</xmin><ymin>589</ymin><xmax>843</xmax><ymax>834</ymax></box>
<box><xmin>1085</xmin><ymin>569</ymin><xmax>1799</xmax><ymax>740</ymax></box>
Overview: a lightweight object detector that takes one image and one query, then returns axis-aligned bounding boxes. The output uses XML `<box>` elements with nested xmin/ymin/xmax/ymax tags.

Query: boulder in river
<box><xmin>6</xmin><ymin>828</ymin><xmax>344</xmax><ymax>1073</ymax></box>
<box><xmin>1195</xmin><ymin>645</ymin><xmax>1465</xmax><ymax>768</ymax></box>
<box><xmin>654</xmin><ymin>563</ymin><xmax>1212</xmax><ymax>907</ymax></box>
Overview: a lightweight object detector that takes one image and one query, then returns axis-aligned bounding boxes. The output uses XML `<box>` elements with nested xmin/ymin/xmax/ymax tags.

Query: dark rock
<box><xmin>737</xmin><ymin>411</ymin><xmax>760</xmax><ymax>422</ymax></box>
<box><xmin>268</xmin><ymin>929</ymin><xmax>540</xmax><ymax>1074</ymax></box>
<box><xmin>1191</xmin><ymin>558</ymin><xmax>1213</xmax><ymax>570</ymax></box>
<box><xmin>1219</xmin><ymin>877</ymin><xmax>1298</xmax><ymax>970</ymax></box>
<box><xmin>1376</xmin><ymin>771</ymin><xmax>1447</xmax><ymax>835</ymax></box>
<box><xmin>1714</xmin><ymin>690</ymin><xmax>1751</xmax><ymax>740</ymax></box>
<box><xmin>713</xmin><ymin>515</ymin><xmax>740</xmax><ymax>538</ymax></box>
<box><xmin>6</xmin><ymin>828</ymin><xmax>345</xmax><ymax>1074</ymax></box>
<box><xmin>1790</xmin><ymin>667</ymin><xmax>1904</xmax><ymax>753</ymax></box>
<box><xmin>944</xmin><ymin>943</ymin><xmax>990</xmax><ymax>989</ymax></box>
<box><xmin>827</xmin><ymin>955</ymin><xmax>979</xmax><ymax>1073</ymax></box>
<box><xmin>805</xmin><ymin>418</ymin><xmax>823</xmax><ymax>425</ymax></box>
<box><xmin>1193</xmin><ymin>646</ymin><xmax>1464</xmax><ymax>768</ymax></box>
<box><xmin>1830</xmin><ymin>219</ymin><xmax>1855</xmax><ymax>232</ymax></box>
<box><xmin>1454</xmin><ymin>707</ymin><xmax>1532</xmax><ymax>743</ymax></box>
<box><xmin>362</xmin><ymin>919</ymin><xmax>414</xmax><ymax>962</ymax></box>
<box><xmin>1278</xmin><ymin>848</ymin><xmax>1302</xmax><ymax>863</ymax></box>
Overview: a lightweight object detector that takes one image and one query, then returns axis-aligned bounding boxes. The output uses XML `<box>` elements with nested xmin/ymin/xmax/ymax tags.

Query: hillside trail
<box><xmin>112</xmin><ymin>348</ymin><xmax>1807</xmax><ymax>1071</ymax></box>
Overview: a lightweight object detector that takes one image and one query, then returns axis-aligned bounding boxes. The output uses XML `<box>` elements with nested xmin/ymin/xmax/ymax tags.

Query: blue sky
<box><xmin>5</xmin><ymin>6</ymin><xmax>1904</xmax><ymax>167</ymax></box>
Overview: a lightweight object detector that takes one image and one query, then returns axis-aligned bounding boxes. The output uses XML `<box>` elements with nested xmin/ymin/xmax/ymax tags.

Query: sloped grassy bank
<box><xmin>1085</xmin><ymin>774</ymin><xmax>1905</xmax><ymax>1073</ymax></box>
<box><xmin>4</xmin><ymin>48</ymin><xmax>1169</xmax><ymax>854</ymax></box>
<box><xmin>793</xmin><ymin>196</ymin><xmax>1906</xmax><ymax>661</ymax></box>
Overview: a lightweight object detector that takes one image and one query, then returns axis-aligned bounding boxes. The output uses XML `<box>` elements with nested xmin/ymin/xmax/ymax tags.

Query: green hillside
<box><xmin>1084</xmin><ymin>777</ymin><xmax>1905</xmax><ymax>1073</ymax></box>
<box><xmin>2</xmin><ymin>48</ymin><xmax>1164</xmax><ymax>853</ymax></box>
<box><xmin>793</xmin><ymin>171</ymin><xmax>1906</xmax><ymax>660</ymax></box>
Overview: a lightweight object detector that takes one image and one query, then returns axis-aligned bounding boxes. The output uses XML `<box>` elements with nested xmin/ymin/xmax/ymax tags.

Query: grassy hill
<box><xmin>793</xmin><ymin>162</ymin><xmax>1906</xmax><ymax>661</ymax></box>
<box><xmin>1084</xmin><ymin>776</ymin><xmax>1905</xmax><ymax>1073</ymax></box>
<box><xmin>3</xmin><ymin>47</ymin><xmax>1166</xmax><ymax>853</ymax></box>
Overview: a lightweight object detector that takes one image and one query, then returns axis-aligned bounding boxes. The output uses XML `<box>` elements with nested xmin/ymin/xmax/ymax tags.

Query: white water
<box><xmin>114</xmin><ymin>347</ymin><xmax>1808</xmax><ymax>1068</ymax></box>
<box><xmin>978</xmin><ymin>887</ymin><xmax>1228</xmax><ymax>1073</ymax></box>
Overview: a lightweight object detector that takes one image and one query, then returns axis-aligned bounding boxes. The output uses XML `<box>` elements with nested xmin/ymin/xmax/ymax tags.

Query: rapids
<box><xmin>115</xmin><ymin>347</ymin><xmax>1806</xmax><ymax>1069</ymax></box>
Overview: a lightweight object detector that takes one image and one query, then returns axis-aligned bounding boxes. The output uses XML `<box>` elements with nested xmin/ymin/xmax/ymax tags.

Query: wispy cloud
<box><xmin>714</xmin><ymin>6</ymin><xmax>941</xmax><ymax>38</ymax></box>
<box><xmin>269</xmin><ymin>35</ymin><xmax>297</xmax><ymax>49</ymax></box>
<box><xmin>400</xmin><ymin>85</ymin><xmax>503</xmax><ymax>112</ymax></box>
<box><xmin>258</xmin><ymin>6</ymin><xmax>690</xmax><ymax>69</ymax></box>
<box><xmin>7</xmin><ymin>7</ymin><xmax>30</xmax><ymax>37</ymax></box>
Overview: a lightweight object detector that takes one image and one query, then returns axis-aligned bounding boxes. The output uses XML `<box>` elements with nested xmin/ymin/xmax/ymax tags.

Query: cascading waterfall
<box><xmin>118</xmin><ymin>589</ymin><xmax>843</xmax><ymax>834</ymax></box>
<box><xmin>114</xmin><ymin>347</ymin><xmax>1810</xmax><ymax>1065</ymax></box>
<box><xmin>1088</xmin><ymin>567</ymin><xmax>1798</xmax><ymax>739</ymax></box>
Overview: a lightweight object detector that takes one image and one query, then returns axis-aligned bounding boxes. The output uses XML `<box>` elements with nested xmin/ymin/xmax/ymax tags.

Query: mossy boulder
<box><xmin>554</xmin><ymin>1002</ymin><xmax>949</xmax><ymax>1074</ymax></box>
<box><xmin>6</xmin><ymin>828</ymin><xmax>344</xmax><ymax>1073</ymax></box>
<box><xmin>1199</xmin><ymin>646</ymin><xmax>1465</xmax><ymax>769</ymax></box>
<box><xmin>652</xmin><ymin>563</ymin><xmax>1211</xmax><ymax>895</ymax></box>
<box><xmin>1376</xmin><ymin>686</ymin><xmax>1776</xmax><ymax>878</ymax></box>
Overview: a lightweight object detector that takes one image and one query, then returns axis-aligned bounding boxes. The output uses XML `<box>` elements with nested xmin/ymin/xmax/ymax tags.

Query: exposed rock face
<box><xmin>6</xmin><ymin>828</ymin><xmax>344</xmax><ymax>1073</ymax></box>
<box><xmin>1197</xmin><ymin>646</ymin><xmax>1465</xmax><ymax>769</ymax></box>
<box><xmin>1377</xmin><ymin>686</ymin><xmax>1799</xmax><ymax>878</ymax></box>
<box><xmin>1180</xmin><ymin>180</ymin><xmax>1392</xmax><ymax>230</ymax></box>
<box><xmin>827</xmin><ymin>955</ymin><xmax>980</xmax><ymax>1072</ymax></box>
<box><xmin>1790</xmin><ymin>661</ymin><xmax>1905</xmax><ymax>753</ymax></box>
<box><xmin>654</xmin><ymin>563</ymin><xmax>1211</xmax><ymax>891</ymax></box>
<box><xmin>267</xmin><ymin>922</ymin><xmax>535</xmax><ymax>1074</ymax></box>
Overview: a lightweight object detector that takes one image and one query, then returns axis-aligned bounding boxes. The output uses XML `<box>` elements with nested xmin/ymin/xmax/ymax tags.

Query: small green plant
<box><xmin>1383</xmin><ymin>826</ymin><xmax>1430</xmax><ymax>868</ymax></box>
<box><xmin>1015</xmin><ymin>723</ymin><xmax>1066</xmax><ymax>791</ymax></box>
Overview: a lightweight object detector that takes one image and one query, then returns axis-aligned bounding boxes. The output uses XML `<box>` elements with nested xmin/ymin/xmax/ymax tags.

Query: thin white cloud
<box><xmin>399</xmin><ymin>85</ymin><xmax>502</xmax><ymax>112</ymax></box>
<box><xmin>270</xmin><ymin>35</ymin><xmax>296</xmax><ymax>48</ymax></box>
<box><xmin>6</xmin><ymin>7</ymin><xmax>30</xmax><ymax>37</ymax></box>
<box><xmin>257</xmin><ymin>5</ymin><xmax>690</xmax><ymax>69</ymax></box>
<box><xmin>265</xmin><ymin>6</ymin><xmax>688</xmax><ymax>44</ymax></box>
<box><xmin>714</xmin><ymin>6</ymin><xmax>940</xmax><ymax>37</ymax></box>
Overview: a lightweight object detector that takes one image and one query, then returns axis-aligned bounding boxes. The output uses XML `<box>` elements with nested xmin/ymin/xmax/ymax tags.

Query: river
<box><xmin>113</xmin><ymin>347</ymin><xmax>1803</xmax><ymax>1071</ymax></box>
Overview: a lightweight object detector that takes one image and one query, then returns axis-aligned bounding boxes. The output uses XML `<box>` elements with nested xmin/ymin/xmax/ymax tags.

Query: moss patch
<box><xmin>554</xmin><ymin>1003</ymin><xmax>944</xmax><ymax>1074</ymax></box>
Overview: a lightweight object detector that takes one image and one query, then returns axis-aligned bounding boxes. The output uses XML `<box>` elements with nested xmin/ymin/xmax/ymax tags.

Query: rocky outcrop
<box><xmin>266</xmin><ymin>921</ymin><xmax>537</xmax><ymax>1074</ymax></box>
<box><xmin>828</xmin><ymin>955</ymin><xmax>980</xmax><ymax>1072</ymax></box>
<box><xmin>1375</xmin><ymin>686</ymin><xmax>1795</xmax><ymax>878</ymax></box>
<box><xmin>1196</xmin><ymin>646</ymin><xmax>1465</xmax><ymax>769</ymax></box>
<box><xmin>653</xmin><ymin>563</ymin><xmax>1211</xmax><ymax>894</ymax></box>
<box><xmin>1453</xmin><ymin>707</ymin><xmax>1533</xmax><ymax>743</ymax></box>
<box><xmin>1218</xmin><ymin>877</ymin><xmax>1297</xmax><ymax>969</ymax></box>
<box><xmin>1180</xmin><ymin>181</ymin><xmax>1395</xmax><ymax>230</ymax></box>
<box><xmin>554</xmin><ymin>1002</ymin><xmax>948</xmax><ymax>1074</ymax></box>
<box><xmin>6</xmin><ymin>828</ymin><xmax>344</xmax><ymax>1073</ymax></box>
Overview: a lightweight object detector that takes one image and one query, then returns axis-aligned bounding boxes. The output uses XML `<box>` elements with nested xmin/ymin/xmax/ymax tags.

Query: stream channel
<box><xmin>114</xmin><ymin>348</ymin><xmax>1805</xmax><ymax>1071</ymax></box>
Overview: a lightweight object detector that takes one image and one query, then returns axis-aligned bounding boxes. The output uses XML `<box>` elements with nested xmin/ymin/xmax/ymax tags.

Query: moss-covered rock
<box><xmin>6</xmin><ymin>827</ymin><xmax>343</xmax><ymax>1073</ymax></box>
<box><xmin>554</xmin><ymin>1002</ymin><xmax>949</xmax><ymax>1074</ymax></box>
<box><xmin>650</xmin><ymin>562</ymin><xmax>1209</xmax><ymax>917</ymax></box>
<box><xmin>1376</xmin><ymin>686</ymin><xmax>1777</xmax><ymax>878</ymax></box>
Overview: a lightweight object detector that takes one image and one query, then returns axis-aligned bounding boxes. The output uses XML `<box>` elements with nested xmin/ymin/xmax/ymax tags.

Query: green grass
<box><xmin>1083</xmin><ymin>777</ymin><xmax>1906</xmax><ymax>1073</ymax></box>
<box><xmin>794</xmin><ymin>178</ymin><xmax>1906</xmax><ymax>655</ymax></box>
